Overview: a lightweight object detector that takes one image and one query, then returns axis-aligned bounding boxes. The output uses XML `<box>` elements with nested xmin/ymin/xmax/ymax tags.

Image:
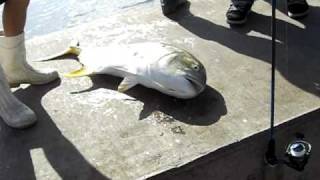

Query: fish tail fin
<box><xmin>64</xmin><ymin>66</ymin><xmax>92</xmax><ymax>78</ymax></box>
<box><xmin>34</xmin><ymin>40</ymin><xmax>81</xmax><ymax>62</ymax></box>
<box><xmin>66</xmin><ymin>40</ymin><xmax>82</xmax><ymax>56</ymax></box>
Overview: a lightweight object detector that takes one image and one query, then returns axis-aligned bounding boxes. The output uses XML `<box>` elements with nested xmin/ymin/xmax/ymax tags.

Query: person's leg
<box><xmin>226</xmin><ymin>0</ymin><xmax>255</xmax><ymax>25</ymax></box>
<box><xmin>2</xmin><ymin>0</ymin><xmax>28</xmax><ymax>36</ymax></box>
<box><xmin>0</xmin><ymin>0</ymin><xmax>58</xmax><ymax>87</ymax></box>
<box><xmin>0</xmin><ymin>65</ymin><xmax>36</xmax><ymax>128</ymax></box>
<box><xmin>0</xmin><ymin>0</ymin><xmax>57</xmax><ymax>128</ymax></box>
<box><xmin>287</xmin><ymin>0</ymin><xmax>309</xmax><ymax>18</ymax></box>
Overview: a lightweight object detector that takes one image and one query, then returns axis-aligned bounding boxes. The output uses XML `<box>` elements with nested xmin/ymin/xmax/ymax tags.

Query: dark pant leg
<box><xmin>231</xmin><ymin>0</ymin><xmax>255</xmax><ymax>4</ymax></box>
<box><xmin>0</xmin><ymin>0</ymin><xmax>7</xmax><ymax>5</ymax></box>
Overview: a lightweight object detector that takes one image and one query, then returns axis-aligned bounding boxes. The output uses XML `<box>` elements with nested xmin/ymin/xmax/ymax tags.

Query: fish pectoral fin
<box><xmin>118</xmin><ymin>77</ymin><xmax>138</xmax><ymax>92</ymax></box>
<box><xmin>64</xmin><ymin>66</ymin><xmax>92</xmax><ymax>78</ymax></box>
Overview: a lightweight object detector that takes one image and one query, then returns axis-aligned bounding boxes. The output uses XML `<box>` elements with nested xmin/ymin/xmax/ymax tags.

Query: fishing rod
<box><xmin>264</xmin><ymin>0</ymin><xmax>311</xmax><ymax>171</ymax></box>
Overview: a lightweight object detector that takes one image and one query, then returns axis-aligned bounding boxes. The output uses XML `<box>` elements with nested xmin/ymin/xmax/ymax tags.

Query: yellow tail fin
<box><xmin>66</xmin><ymin>46</ymin><xmax>81</xmax><ymax>56</ymax></box>
<box><xmin>64</xmin><ymin>66</ymin><xmax>92</xmax><ymax>78</ymax></box>
<box><xmin>34</xmin><ymin>41</ymin><xmax>81</xmax><ymax>62</ymax></box>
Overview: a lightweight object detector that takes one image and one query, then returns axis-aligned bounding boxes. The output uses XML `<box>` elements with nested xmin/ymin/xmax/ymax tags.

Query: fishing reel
<box><xmin>285</xmin><ymin>137</ymin><xmax>312</xmax><ymax>171</ymax></box>
<box><xmin>266</xmin><ymin>133</ymin><xmax>312</xmax><ymax>171</ymax></box>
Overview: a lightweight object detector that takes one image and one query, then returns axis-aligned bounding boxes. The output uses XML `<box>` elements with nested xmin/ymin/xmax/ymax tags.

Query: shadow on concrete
<box><xmin>71</xmin><ymin>75</ymin><xmax>227</xmax><ymax>126</ymax></box>
<box><xmin>0</xmin><ymin>80</ymin><xmax>110</xmax><ymax>180</ymax></box>
<box><xmin>167</xmin><ymin>2</ymin><xmax>320</xmax><ymax>98</ymax></box>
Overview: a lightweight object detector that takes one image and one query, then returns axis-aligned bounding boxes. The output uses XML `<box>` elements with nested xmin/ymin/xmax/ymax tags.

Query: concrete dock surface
<box><xmin>0</xmin><ymin>0</ymin><xmax>319</xmax><ymax>179</ymax></box>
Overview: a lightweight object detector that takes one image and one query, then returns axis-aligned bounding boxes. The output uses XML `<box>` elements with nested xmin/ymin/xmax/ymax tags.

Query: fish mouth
<box><xmin>185</xmin><ymin>75</ymin><xmax>206</xmax><ymax>93</ymax></box>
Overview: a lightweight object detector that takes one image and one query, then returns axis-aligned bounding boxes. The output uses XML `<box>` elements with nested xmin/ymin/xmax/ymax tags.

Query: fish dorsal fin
<box><xmin>64</xmin><ymin>66</ymin><xmax>93</xmax><ymax>78</ymax></box>
<box><xmin>118</xmin><ymin>76</ymin><xmax>138</xmax><ymax>92</ymax></box>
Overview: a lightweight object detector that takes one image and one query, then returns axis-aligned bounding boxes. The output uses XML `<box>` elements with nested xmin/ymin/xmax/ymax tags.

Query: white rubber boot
<box><xmin>0</xmin><ymin>65</ymin><xmax>37</xmax><ymax>128</ymax></box>
<box><xmin>0</xmin><ymin>32</ymin><xmax>59</xmax><ymax>87</ymax></box>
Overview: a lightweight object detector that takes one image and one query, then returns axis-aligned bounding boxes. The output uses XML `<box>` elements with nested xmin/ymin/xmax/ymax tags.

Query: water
<box><xmin>0</xmin><ymin>0</ymin><xmax>157</xmax><ymax>39</ymax></box>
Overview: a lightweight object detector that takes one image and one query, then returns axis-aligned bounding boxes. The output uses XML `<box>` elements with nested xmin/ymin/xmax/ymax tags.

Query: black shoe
<box><xmin>226</xmin><ymin>0</ymin><xmax>254</xmax><ymax>25</ymax></box>
<box><xmin>287</xmin><ymin>0</ymin><xmax>309</xmax><ymax>18</ymax></box>
<box><xmin>161</xmin><ymin>0</ymin><xmax>187</xmax><ymax>15</ymax></box>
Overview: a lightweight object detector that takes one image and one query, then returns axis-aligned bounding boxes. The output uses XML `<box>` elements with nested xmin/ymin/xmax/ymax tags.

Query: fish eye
<box><xmin>192</xmin><ymin>64</ymin><xmax>200</xmax><ymax>71</ymax></box>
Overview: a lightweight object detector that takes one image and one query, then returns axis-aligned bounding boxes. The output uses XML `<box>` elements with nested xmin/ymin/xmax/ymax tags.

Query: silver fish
<box><xmin>44</xmin><ymin>42</ymin><xmax>207</xmax><ymax>99</ymax></box>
